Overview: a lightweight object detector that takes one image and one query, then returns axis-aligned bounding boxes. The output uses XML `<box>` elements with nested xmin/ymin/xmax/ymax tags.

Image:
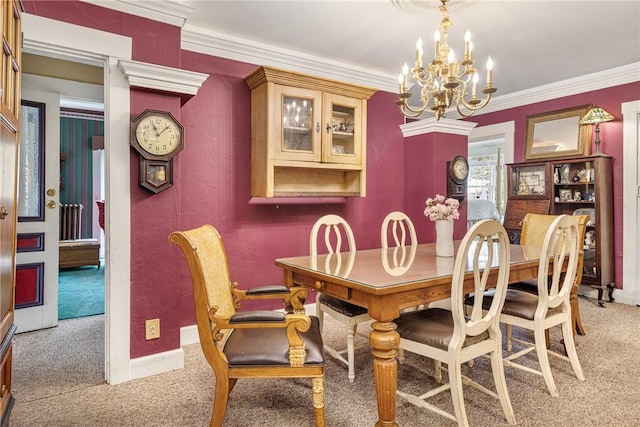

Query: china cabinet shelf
<box><xmin>245</xmin><ymin>66</ymin><xmax>376</xmax><ymax>197</ymax></box>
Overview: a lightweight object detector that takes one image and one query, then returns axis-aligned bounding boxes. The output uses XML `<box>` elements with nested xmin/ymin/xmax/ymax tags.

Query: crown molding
<box><xmin>117</xmin><ymin>59</ymin><xmax>208</xmax><ymax>96</ymax></box>
<box><xmin>474</xmin><ymin>63</ymin><xmax>640</xmax><ymax>117</ymax></box>
<box><xmin>181</xmin><ymin>25</ymin><xmax>397</xmax><ymax>93</ymax></box>
<box><xmin>80</xmin><ymin>0</ymin><xmax>192</xmax><ymax>28</ymax></box>
<box><xmin>400</xmin><ymin>117</ymin><xmax>477</xmax><ymax>137</ymax></box>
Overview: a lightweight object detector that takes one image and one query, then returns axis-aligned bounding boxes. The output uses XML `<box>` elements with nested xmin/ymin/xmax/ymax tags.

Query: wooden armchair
<box><xmin>169</xmin><ymin>225</ymin><xmax>325</xmax><ymax>427</ymax></box>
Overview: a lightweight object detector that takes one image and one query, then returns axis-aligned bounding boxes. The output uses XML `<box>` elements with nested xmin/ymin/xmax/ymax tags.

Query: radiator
<box><xmin>60</xmin><ymin>203</ymin><xmax>84</xmax><ymax>240</ymax></box>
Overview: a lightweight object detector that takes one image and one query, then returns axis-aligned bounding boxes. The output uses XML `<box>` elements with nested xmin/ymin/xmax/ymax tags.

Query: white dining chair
<box><xmin>380</xmin><ymin>211</ymin><xmax>418</xmax><ymax>277</ymax></box>
<box><xmin>394</xmin><ymin>219</ymin><xmax>517</xmax><ymax>427</ymax></box>
<box><xmin>311</xmin><ymin>214</ymin><xmax>371</xmax><ymax>383</ymax></box>
<box><xmin>483</xmin><ymin>214</ymin><xmax>584</xmax><ymax>397</ymax></box>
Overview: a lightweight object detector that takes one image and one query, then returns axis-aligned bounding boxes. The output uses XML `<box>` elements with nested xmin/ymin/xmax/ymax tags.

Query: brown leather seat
<box><xmin>169</xmin><ymin>225</ymin><xmax>326</xmax><ymax>427</ymax></box>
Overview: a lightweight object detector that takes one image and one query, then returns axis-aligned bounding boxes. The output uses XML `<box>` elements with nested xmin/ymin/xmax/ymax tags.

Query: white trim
<box><xmin>181</xmin><ymin>26</ymin><xmax>395</xmax><ymax>93</ymax></box>
<box><xmin>468</xmin><ymin>121</ymin><xmax>515</xmax><ymax>165</ymax></box>
<box><xmin>180</xmin><ymin>324</ymin><xmax>199</xmax><ymax>347</ymax></box>
<box><xmin>129</xmin><ymin>348</ymin><xmax>185</xmax><ymax>381</ymax></box>
<box><xmin>117</xmin><ymin>59</ymin><xmax>209</xmax><ymax>96</ymax></box>
<box><xmin>474</xmin><ymin>63</ymin><xmax>640</xmax><ymax>117</ymax></box>
<box><xmin>23</xmin><ymin>13</ymin><xmax>134</xmax><ymax>385</ymax></box>
<box><xmin>621</xmin><ymin>100</ymin><xmax>640</xmax><ymax>306</ymax></box>
<box><xmin>81</xmin><ymin>0</ymin><xmax>193</xmax><ymax>28</ymax></box>
<box><xmin>399</xmin><ymin>117</ymin><xmax>477</xmax><ymax>137</ymax></box>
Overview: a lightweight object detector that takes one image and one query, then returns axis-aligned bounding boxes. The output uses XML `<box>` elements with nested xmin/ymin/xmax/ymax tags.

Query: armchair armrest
<box><xmin>232</xmin><ymin>283</ymin><xmax>309</xmax><ymax>314</ymax></box>
<box><xmin>229</xmin><ymin>310</ymin><xmax>286</xmax><ymax>323</ymax></box>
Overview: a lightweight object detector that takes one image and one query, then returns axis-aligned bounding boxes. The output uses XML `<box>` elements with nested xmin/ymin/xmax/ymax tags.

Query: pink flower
<box><xmin>424</xmin><ymin>194</ymin><xmax>460</xmax><ymax>221</ymax></box>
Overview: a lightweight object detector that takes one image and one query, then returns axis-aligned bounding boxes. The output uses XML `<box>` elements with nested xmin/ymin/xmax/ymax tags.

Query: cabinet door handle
<box><xmin>0</xmin><ymin>207</ymin><xmax>7</xmax><ymax>220</ymax></box>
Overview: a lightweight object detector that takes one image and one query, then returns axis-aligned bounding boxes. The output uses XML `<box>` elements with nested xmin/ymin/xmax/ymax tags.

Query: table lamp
<box><xmin>579</xmin><ymin>106</ymin><xmax>615</xmax><ymax>156</ymax></box>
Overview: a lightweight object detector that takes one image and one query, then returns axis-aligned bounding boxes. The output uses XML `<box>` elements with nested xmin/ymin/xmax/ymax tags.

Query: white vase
<box><xmin>435</xmin><ymin>220</ymin><xmax>455</xmax><ymax>257</ymax></box>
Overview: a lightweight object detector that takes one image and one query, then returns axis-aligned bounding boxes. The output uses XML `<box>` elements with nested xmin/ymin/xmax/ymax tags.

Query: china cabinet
<box><xmin>550</xmin><ymin>155</ymin><xmax>614</xmax><ymax>304</ymax></box>
<box><xmin>245</xmin><ymin>66</ymin><xmax>376</xmax><ymax>197</ymax></box>
<box><xmin>505</xmin><ymin>155</ymin><xmax>614</xmax><ymax>305</ymax></box>
<box><xmin>0</xmin><ymin>1</ymin><xmax>23</xmax><ymax>424</ymax></box>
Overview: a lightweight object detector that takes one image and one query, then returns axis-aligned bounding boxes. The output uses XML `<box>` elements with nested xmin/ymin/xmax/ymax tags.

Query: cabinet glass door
<box><xmin>274</xmin><ymin>86</ymin><xmax>321</xmax><ymax>162</ymax></box>
<box><xmin>282</xmin><ymin>95</ymin><xmax>313</xmax><ymax>151</ymax></box>
<box><xmin>324</xmin><ymin>93</ymin><xmax>362</xmax><ymax>164</ymax></box>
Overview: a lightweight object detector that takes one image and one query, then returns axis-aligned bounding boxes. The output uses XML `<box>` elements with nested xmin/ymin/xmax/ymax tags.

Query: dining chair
<box><xmin>483</xmin><ymin>214</ymin><xmax>584</xmax><ymax>397</ymax></box>
<box><xmin>311</xmin><ymin>214</ymin><xmax>371</xmax><ymax>383</ymax></box>
<box><xmin>510</xmin><ymin>213</ymin><xmax>590</xmax><ymax>341</ymax></box>
<box><xmin>395</xmin><ymin>219</ymin><xmax>517</xmax><ymax>427</ymax></box>
<box><xmin>169</xmin><ymin>225</ymin><xmax>326</xmax><ymax>426</ymax></box>
<box><xmin>380</xmin><ymin>211</ymin><xmax>418</xmax><ymax>277</ymax></box>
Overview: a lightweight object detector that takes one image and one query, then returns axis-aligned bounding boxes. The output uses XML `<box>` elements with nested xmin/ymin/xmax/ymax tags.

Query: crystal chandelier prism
<box><xmin>396</xmin><ymin>0</ymin><xmax>497</xmax><ymax>120</ymax></box>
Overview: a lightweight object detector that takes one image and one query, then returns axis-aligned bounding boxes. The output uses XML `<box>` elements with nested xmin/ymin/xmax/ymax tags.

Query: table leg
<box><xmin>369</xmin><ymin>321</ymin><xmax>400</xmax><ymax>427</ymax></box>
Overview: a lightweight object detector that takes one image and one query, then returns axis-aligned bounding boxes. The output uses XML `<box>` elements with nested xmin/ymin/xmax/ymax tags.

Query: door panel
<box><xmin>14</xmin><ymin>88</ymin><xmax>60</xmax><ymax>333</ymax></box>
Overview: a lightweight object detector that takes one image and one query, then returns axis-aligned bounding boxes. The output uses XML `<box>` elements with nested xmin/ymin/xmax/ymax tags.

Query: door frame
<box><xmin>622</xmin><ymin>100</ymin><xmax>640</xmax><ymax>306</ymax></box>
<box><xmin>22</xmin><ymin>13</ymin><xmax>132</xmax><ymax>384</ymax></box>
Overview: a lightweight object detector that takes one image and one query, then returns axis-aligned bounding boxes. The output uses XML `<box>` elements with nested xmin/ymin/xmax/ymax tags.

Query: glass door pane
<box><xmin>282</xmin><ymin>95</ymin><xmax>314</xmax><ymax>152</ymax></box>
<box><xmin>330</xmin><ymin>104</ymin><xmax>355</xmax><ymax>155</ymax></box>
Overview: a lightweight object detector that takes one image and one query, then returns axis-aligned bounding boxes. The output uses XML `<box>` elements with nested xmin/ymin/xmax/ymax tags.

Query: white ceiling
<box><xmin>83</xmin><ymin>0</ymin><xmax>640</xmax><ymax>115</ymax></box>
<box><xmin>178</xmin><ymin>1</ymin><xmax>639</xmax><ymax>94</ymax></box>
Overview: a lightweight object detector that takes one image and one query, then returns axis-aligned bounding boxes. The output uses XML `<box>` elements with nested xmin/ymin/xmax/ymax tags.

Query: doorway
<box><xmin>22</xmin><ymin>13</ymin><xmax>133</xmax><ymax>384</ymax></box>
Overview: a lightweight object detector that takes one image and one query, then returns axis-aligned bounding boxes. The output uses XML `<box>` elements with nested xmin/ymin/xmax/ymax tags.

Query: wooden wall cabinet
<box><xmin>505</xmin><ymin>156</ymin><xmax>614</xmax><ymax>304</ymax></box>
<box><xmin>0</xmin><ymin>1</ymin><xmax>23</xmax><ymax>425</ymax></box>
<box><xmin>245</xmin><ymin>66</ymin><xmax>376</xmax><ymax>197</ymax></box>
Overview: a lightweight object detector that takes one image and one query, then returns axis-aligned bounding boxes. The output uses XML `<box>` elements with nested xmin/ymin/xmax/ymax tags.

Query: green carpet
<box><xmin>58</xmin><ymin>265</ymin><xmax>105</xmax><ymax>320</ymax></box>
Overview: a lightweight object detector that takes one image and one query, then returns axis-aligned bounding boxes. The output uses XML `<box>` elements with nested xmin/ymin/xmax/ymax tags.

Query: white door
<box><xmin>14</xmin><ymin>88</ymin><xmax>60</xmax><ymax>333</ymax></box>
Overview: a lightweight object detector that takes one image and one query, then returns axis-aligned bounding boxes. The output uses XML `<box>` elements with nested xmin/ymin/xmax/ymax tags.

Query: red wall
<box><xmin>23</xmin><ymin>1</ymin><xmax>639</xmax><ymax>359</ymax></box>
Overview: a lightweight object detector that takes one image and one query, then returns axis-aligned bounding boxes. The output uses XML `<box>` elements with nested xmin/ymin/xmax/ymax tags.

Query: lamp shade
<box><xmin>579</xmin><ymin>106</ymin><xmax>615</xmax><ymax>125</ymax></box>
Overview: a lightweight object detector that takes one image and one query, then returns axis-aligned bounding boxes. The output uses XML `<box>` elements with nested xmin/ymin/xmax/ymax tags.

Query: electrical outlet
<box><xmin>145</xmin><ymin>318</ymin><xmax>160</xmax><ymax>340</ymax></box>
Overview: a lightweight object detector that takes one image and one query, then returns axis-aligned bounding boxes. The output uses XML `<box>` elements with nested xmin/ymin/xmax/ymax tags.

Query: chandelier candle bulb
<box><xmin>416</xmin><ymin>38</ymin><xmax>423</xmax><ymax>67</ymax></box>
<box><xmin>486</xmin><ymin>57</ymin><xmax>493</xmax><ymax>84</ymax></box>
<box><xmin>472</xmin><ymin>73</ymin><xmax>478</xmax><ymax>97</ymax></box>
<box><xmin>464</xmin><ymin>30</ymin><xmax>471</xmax><ymax>57</ymax></box>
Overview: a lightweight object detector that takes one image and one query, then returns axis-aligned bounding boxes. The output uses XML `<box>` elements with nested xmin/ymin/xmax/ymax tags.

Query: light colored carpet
<box><xmin>10</xmin><ymin>296</ymin><xmax>640</xmax><ymax>426</ymax></box>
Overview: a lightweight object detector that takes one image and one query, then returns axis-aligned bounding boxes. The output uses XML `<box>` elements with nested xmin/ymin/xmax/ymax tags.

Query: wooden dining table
<box><xmin>275</xmin><ymin>241</ymin><xmax>542</xmax><ymax>427</ymax></box>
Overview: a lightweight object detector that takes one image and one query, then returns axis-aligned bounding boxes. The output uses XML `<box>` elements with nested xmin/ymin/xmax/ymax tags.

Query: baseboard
<box><xmin>129</xmin><ymin>348</ymin><xmax>185</xmax><ymax>381</ymax></box>
<box><xmin>578</xmin><ymin>285</ymin><xmax>636</xmax><ymax>306</ymax></box>
<box><xmin>180</xmin><ymin>324</ymin><xmax>199</xmax><ymax>346</ymax></box>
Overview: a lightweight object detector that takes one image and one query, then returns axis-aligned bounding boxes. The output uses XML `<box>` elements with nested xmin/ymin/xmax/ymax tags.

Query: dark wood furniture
<box><xmin>59</xmin><ymin>239</ymin><xmax>101</xmax><ymax>269</ymax></box>
<box><xmin>506</xmin><ymin>156</ymin><xmax>615</xmax><ymax>306</ymax></box>
<box><xmin>549</xmin><ymin>155</ymin><xmax>614</xmax><ymax>305</ymax></box>
<box><xmin>0</xmin><ymin>2</ymin><xmax>23</xmax><ymax>425</ymax></box>
<box><xmin>276</xmin><ymin>242</ymin><xmax>542</xmax><ymax>427</ymax></box>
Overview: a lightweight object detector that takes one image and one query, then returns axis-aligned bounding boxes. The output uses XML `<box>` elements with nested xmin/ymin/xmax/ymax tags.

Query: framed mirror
<box><xmin>524</xmin><ymin>105</ymin><xmax>592</xmax><ymax>161</ymax></box>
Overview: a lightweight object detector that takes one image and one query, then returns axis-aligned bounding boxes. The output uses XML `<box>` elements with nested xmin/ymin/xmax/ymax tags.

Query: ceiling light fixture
<box><xmin>396</xmin><ymin>0</ymin><xmax>496</xmax><ymax>120</ymax></box>
<box><xmin>579</xmin><ymin>106</ymin><xmax>615</xmax><ymax>156</ymax></box>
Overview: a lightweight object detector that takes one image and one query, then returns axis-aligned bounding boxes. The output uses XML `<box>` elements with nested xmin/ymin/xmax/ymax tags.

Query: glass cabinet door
<box><xmin>323</xmin><ymin>93</ymin><xmax>362</xmax><ymax>165</ymax></box>
<box><xmin>274</xmin><ymin>86</ymin><xmax>321</xmax><ymax>162</ymax></box>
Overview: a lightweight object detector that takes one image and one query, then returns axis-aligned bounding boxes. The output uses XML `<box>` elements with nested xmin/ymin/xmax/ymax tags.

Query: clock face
<box><xmin>135</xmin><ymin>113</ymin><xmax>182</xmax><ymax>157</ymax></box>
<box><xmin>451</xmin><ymin>156</ymin><xmax>469</xmax><ymax>183</ymax></box>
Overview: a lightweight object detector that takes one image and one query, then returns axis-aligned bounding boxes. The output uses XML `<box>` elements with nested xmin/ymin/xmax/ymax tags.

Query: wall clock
<box><xmin>130</xmin><ymin>109</ymin><xmax>184</xmax><ymax>193</ymax></box>
<box><xmin>447</xmin><ymin>155</ymin><xmax>468</xmax><ymax>201</ymax></box>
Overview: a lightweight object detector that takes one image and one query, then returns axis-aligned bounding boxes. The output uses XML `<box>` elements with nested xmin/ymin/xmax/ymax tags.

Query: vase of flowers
<box><xmin>424</xmin><ymin>194</ymin><xmax>460</xmax><ymax>257</ymax></box>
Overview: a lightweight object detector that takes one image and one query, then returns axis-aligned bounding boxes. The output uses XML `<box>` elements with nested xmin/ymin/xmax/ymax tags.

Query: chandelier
<box><xmin>396</xmin><ymin>0</ymin><xmax>497</xmax><ymax>120</ymax></box>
